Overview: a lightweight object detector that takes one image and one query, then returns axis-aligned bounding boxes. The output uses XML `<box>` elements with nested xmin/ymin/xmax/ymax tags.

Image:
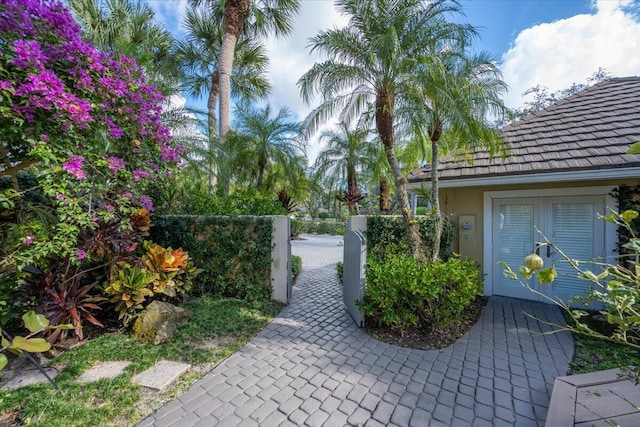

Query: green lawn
<box><xmin>570</xmin><ymin>332</ymin><xmax>640</xmax><ymax>375</ymax></box>
<box><xmin>0</xmin><ymin>297</ymin><xmax>283</xmax><ymax>427</ymax></box>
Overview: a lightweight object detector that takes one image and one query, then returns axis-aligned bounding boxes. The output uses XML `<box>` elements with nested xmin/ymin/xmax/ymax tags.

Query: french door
<box><xmin>492</xmin><ymin>195</ymin><xmax>605</xmax><ymax>303</ymax></box>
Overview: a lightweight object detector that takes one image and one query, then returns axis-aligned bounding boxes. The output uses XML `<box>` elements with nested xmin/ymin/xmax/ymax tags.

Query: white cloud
<box><xmin>501</xmin><ymin>0</ymin><xmax>640</xmax><ymax>108</ymax></box>
<box><xmin>147</xmin><ymin>0</ymin><xmax>188</xmax><ymax>36</ymax></box>
<box><xmin>264</xmin><ymin>2</ymin><xmax>347</xmax><ymax>118</ymax></box>
<box><xmin>264</xmin><ymin>2</ymin><xmax>348</xmax><ymax>162</ymax></box>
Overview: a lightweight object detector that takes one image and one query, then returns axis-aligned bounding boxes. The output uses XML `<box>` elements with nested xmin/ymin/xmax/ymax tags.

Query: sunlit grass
<box><xmin>0</xmin><ymin>297</ymin><xmax>283</xmax><ymax>427</ymax></box>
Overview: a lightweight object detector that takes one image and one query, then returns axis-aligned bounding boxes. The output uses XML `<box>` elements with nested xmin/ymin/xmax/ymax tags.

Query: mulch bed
<box><xmin>365</xmin><ymin>297</ymin><xmax>487</xmax><ymax>349</ymax></box>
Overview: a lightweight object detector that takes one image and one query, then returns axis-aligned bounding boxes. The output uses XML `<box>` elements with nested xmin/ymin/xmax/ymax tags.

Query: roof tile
<box><xmin>409</xmin><ymin>77</ymin><xmax>640</xmax><ymax>183</ymax></box>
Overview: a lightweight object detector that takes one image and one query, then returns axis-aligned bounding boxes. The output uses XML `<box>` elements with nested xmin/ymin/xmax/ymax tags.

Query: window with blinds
<box><xmin>551</xmin><ymin>203</ymin><xmax>594</xmax><ymax>294</ymax></box>
<box><xmin>499</xmin><ymin>204</ymin><xmax>534</xmax><ymax>289</ymax></box>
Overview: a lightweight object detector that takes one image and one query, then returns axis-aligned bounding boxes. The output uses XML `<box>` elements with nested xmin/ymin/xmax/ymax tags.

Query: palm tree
<box><xmin>175</xmin><ymin>5</ymin><xmax>271</xmax><ymax>193</ymax></box>
<box><xmin>299</xmin><ymin>0</ymin><xmax>475</xmax><ymax>261</ymax></box>
<box><xmin>187</xmin><ymin>0</ymin><xmax>300</xmax><ymax>137</ymax></box>
<box><xmin>314</xmin><ymin>123</ymin><xmax>373</xmax><ymax>214</ymax></box>
<box><xmin>68</xmin><ymin>0</ymin><xmax>181</xmax><ymax>96</ymax></box>
<box><xmin>227</xmin><ymin>103</ymin><xmax>305</xmax><ymax>191</ymax></box>
<box><xmin>407</xmin><ymin>51</ymin><xmax>510</xmax><ymax>260</ymax></box>
<box><xmin>175</xmin><ymin>5</ymin><xmax>270</xmax><ymax>138</ymax></box>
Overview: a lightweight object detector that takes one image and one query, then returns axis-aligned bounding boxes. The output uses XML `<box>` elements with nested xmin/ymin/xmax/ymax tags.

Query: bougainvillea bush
<box><xmin>0</xmin><ymin>0</ymin><xmax>193</xmax><ymax>340</ymax></box>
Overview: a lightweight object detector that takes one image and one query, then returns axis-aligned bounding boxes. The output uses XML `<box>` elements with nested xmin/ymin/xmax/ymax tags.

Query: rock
<box><xmin>131</xmin><ymin>301</ymin><xmax>191</xmax><ymax>345</ymax></box>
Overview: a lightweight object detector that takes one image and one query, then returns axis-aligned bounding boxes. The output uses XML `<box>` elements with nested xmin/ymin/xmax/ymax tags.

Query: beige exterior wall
<box><xmin>438</xmin><ymin>179</ymin><xmax>640</xmax><ymax>270</ymax></box>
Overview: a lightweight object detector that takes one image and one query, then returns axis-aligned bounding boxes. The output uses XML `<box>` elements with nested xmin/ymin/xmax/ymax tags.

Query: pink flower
<box><xmin>23</xmin><ymin>236</ymin><xmax>34</xmax><ymax>245</ymax></box>
<box><xmin>62</xmin><ymin>155</ymin><xmax>86</xmax><ymax>179</ymax></box>
<box><xmin>107</xmin><ymin>156</ymin><xmax>125</xmax><ymax>174</ymax></box>
<box><xmin>76</xmin><ymin>249</ymin><xmax>86</xmax><ymax>260</ymax></box>
<box><xmin>132</xmin><ymin>169</ymin><xmax>150</xmax><ymax>181</ymax></box>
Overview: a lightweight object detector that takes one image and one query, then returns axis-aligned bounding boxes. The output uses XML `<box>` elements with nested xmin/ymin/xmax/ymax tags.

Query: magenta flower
<box><xmin>76</xmin><ymin>249</ymin><xmax>86</xmax><ymax>260</ymax></box>
<box><xmin>62</xmin><ymin>155</ymin><xmax>86</xmax><ymax>179</ymax></box>
<box><xmin>132</xmin><ymin>169</ymin><xmax>150</xmax><ymax>181</ymax></box>
<box><xmin>12</xmin><ymin>40</ymin><xmax>46</xmax><ymax>71</ymax></box>
<box><xmin>138</xmin><ymin>195</ymin><xmax>154</xmax><ymax>212</ymax></box>
<box><xmin>23</xmin><ymin>236</ymin><xmax>35</xmax><ymax>245</ymax></box>
<box><xmin>107</xmin><ymin>156</ymin><xmax>125</xmax><ymax>174</ymax></box>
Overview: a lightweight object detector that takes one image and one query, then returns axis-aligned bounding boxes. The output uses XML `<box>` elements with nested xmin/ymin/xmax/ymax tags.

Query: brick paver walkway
<box><xmin>139</xmin><ymin>234</ymin><xmax>574</xmax><ymax>427</ymax></box>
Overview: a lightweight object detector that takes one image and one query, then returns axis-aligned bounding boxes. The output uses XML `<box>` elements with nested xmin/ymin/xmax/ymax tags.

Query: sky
<box><xmin>148</xmin><ymin>0</ymin><xmax>640</xmax><ymax>157</ymax></box>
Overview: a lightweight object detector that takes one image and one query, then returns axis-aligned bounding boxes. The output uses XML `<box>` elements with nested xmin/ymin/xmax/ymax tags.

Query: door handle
<box><xmin>547</xmin><ymin>245</ymin><xmax>551</xmax><ymax>258</ymax></box>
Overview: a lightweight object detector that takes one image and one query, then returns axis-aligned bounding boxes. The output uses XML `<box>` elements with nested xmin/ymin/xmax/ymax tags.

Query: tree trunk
<box><xmin>375</xmin><ymin>91</ymin><xmax>426</xmax><ymax>261</ymax></box>
<box><xmin>430</xmin><ymin>120</ymin><xmax>444</xmax><ymax>262</ymax></box>
<box><xmin>256</xmin><ymin>155</ymin><xmax>266</xmax><ymax>190</ymax></box>
<box><xmin>347</xmin><ymin>165</ymin><xmax>357</xmax><ymax>214</ymax></box>
<box><xmin>219</xmin><ymin>0</ymin><xmax>250</xmax><ymax>137</ymax></box>
<box><xmin>207</xmin><ymin>70</ymin><xmax>220</xmax><ymax>138</ymax></box>
<box><xmin>207</xmin><ymin>70</ymin><xmax>220</xmax><ymax>191</ymax></box>
<box><xmin>379</xmin><ymin>180</ymin><xmax>390</xmax><ymax>212</ymax></box>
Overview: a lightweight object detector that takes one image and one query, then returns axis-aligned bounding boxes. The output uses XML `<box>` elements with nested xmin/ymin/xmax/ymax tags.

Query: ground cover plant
<box><xmin>568</xmin><ymin>314</ymin><xmax>639</xmax><ymax>375</ymax></box>
<box><xmin>0</xmin><ymin>297</ymin><xmax>283</xmax><ymax>426</ymax></box>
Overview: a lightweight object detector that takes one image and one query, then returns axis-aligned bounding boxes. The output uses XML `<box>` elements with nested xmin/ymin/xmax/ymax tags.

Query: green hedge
<box><xmin>366</xmin><ymin>215</ymin><xmax>454</xmax><ymax>260</ymax></box>
<box><xmin>291</xmin><ymin>220</ymin><xmax>346</xmax><ymax>237</ymax></box>
<box><xmin>151</xmin><ymin>215</ymin><xmax>273</xmax><ymax>300</ymax></box>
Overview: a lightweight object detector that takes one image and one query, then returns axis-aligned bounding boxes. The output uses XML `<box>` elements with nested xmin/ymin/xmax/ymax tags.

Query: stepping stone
<box><xmin>2</xmin><ymin>367</ymin><xmax>59</xmax><ymax>390</ymax></box>
<box><xmin>132</xmin><ymin>360</ymin><xmax>190</xmax><ymax>391</ymax></box>
<box><xmin>77</xmin><ymin>361</ymin><xmax>131</xmax><ymax>383</ymax></box>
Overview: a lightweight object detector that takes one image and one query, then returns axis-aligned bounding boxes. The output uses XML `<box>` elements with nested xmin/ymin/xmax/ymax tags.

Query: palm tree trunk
<box><xmin>207</xmin><ymin>70</ymin><xmax>220</xmax><ymax>137</ymax></box>
<box><xmin>256</xmin><ymin>156</ymin><xmax>266</xmax><ymax>190</ymax></box>
<box><xmin>347</xmin><ymin>165</ymin><xmax>357</xmax><ymax>214</ymax></box>
<box><xmin>208</xmin><ymin>70</ymin><xmax>220</xmax><ymax>191</ymax></box>
<box><xmin>375</xmin><ymin>92</ymin><xmax>426</xmax><ymax>261</ymax></box>
<box><xmin>219</xmin><ymin>0</ymin><xmax>250</xmax><ymax>137</ymax></box>
<box><xmin>379</xmin><ymin>180</ymin><xmax>390</xmax><ymax>212</ymax></box>
<box><xmin>430</xmin><ymin>122</ymin><xmax>443</xmax><ymax>262</ymax></box>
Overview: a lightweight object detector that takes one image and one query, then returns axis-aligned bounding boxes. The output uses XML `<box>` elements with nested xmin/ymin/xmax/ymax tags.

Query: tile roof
<box><xmin>407</xmin><ymin>77</ymin><xmax>640</xmax><ymax>184</ymax></box>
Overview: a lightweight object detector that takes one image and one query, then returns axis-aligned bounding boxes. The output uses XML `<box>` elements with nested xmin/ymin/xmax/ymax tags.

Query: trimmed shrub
<box><xmin>360</xmin><ymin>255</ymin><xmax>482</xmax><ymax>333</ymax></box>
<box><xmin>318</xmin><ymin>212</ymin><xmax>330</xmax><ymax>220</ymax></box>
<box><xmin>151</xmin><ymin>215</ymin><xmax>273</xmax><ymax>300</ymax></box>
<box><xmin>415</xmin><ymin>207</ymin><xmax>428</xmax><ymax>216</ymax></box>
<box><xmin>290</xmin><ymin>220</ymin><xmax>345</xmax><ymax>236</ymax></box>
<box><xmin>291</xmin><ymin>219</ymin><xmax>305</xmax><ymax>239</ymax></box>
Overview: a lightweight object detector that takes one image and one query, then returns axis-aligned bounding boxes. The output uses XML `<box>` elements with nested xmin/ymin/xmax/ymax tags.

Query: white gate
<box><xmin>343</xmin><ymin>229</ymin><xmax>366</xmax><ymax>327</ymax></box>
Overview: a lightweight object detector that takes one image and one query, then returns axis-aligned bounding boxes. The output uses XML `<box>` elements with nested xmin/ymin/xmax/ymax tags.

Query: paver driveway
<box><xmin>139</xmin><ymin>234</ymin><xmax>573</xmax><ymax>426</ymax></box>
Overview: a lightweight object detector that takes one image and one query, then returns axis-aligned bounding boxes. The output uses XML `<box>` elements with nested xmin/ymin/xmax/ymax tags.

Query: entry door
<box><xmin>545</xmin><ymin>196</ymin><xmax>605</xmax><ymax>304</ymax></box>
<box><xmin>493</xmin><ymin>196</ymin><xmax>605</xmax><ymax>303</ymax></box>
<box><xmin>493</xmin><ymin>198</ymin><xmax>541</xmax><ymax>300</ymax></box>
